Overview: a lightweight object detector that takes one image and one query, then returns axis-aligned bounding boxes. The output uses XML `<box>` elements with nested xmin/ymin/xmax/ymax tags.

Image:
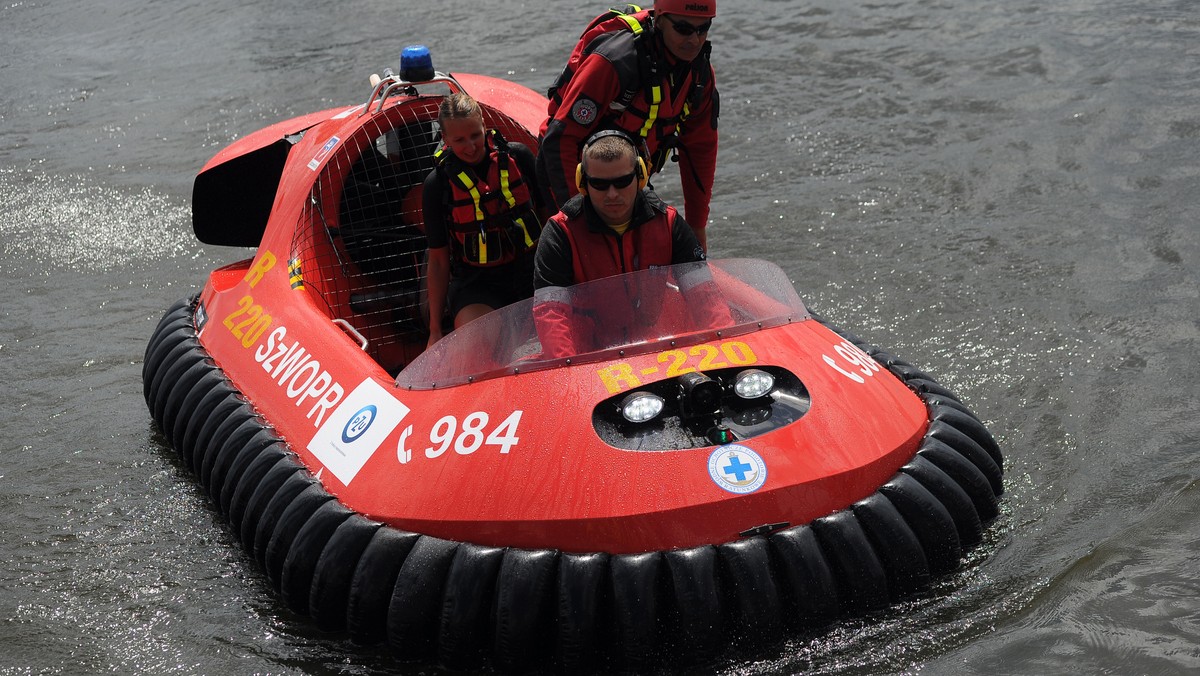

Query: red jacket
<box><xmin>538</xmin><ymin>12</ymin><xmax>718</xmax><ymax>231</ymax></box>
<box><xmin>532</xmin><ymin>191</ymin><xmax>727</xmax><ymax>357</ymax></box>
<box><xmin>557</xmin><ymin>199</ymin><xmax>673</xmax><ymax>281</ymax></box>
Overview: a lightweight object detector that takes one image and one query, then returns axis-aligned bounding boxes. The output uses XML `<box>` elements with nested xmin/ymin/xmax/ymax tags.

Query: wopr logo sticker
<box><xmin>708</xmin><ymin>445</ymin><xmax>768</xmax><ymax>494</ymax></box>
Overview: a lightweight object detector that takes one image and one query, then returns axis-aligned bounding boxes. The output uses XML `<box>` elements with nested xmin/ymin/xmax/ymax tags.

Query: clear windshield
<box><xmin>394</xmin><ymin>258</ymin><xmax>808</xmax><ymax>390</ymax></box>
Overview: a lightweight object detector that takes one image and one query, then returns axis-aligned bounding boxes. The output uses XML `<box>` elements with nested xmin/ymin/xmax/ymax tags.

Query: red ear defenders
<box><xmin>576</xmin><ymin>129</ymin><xmax>648</xmax><ymax>192</ymax></box>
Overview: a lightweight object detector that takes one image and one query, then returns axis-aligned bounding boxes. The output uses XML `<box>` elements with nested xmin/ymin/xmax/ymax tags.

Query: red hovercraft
<box><xmin>143</xmin><ymin>47</ymin><xmax>1004</xmax><ymax>671</ymax></box>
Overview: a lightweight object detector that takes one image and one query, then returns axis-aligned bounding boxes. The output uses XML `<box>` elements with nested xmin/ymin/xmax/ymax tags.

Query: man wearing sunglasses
<box><xmin>534</xmin><ymin>129</ymin><xmax>705</xmax><ymax>291</ymax></box>
<box><xmin>532</xmin><ymin>130</ymin><xmax>724</xmax><ymax>357</ymax></box>
<box><xmin>537</xmin><ymin>0</ymin><xmax>719</xmax><ymax>252</ymax></box>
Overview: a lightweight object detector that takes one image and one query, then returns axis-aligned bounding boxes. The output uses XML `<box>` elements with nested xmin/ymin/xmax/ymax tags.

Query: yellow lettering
<box><xmin>243</xmin><ymin>251</ymin><xmax>277</xmax><ymax>288</ymax></box>
<box><xmin>598</xmin><ymin>363</ymin><xmax>641</xmax><ymax>394</ymax></box>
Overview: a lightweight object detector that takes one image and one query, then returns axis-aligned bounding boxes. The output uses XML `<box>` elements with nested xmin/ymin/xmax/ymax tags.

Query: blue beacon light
<box><xmin>400</xmin><ymin>45</ymin><xmax>435</xmax><ymax>82</ymax></box>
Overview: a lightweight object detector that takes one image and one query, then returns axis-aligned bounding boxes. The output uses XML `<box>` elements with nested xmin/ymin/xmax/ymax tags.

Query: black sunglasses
<box><xmin>665</xmin><ymin>16</ymin><xmax>712</xmax><ymax>37</ymax></box>
<box><xmin>584</xmin><ymin>172</ymin><xmax>637</xmax><ymax>191</ymax></box>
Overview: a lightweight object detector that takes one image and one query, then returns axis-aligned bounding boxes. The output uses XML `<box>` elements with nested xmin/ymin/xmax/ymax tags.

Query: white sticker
<box><xmin>307</xmin><ymin>135</ymin><xmax>340</xmax><ymax>170</ymax></box>
<box><xmin>307</xmin><ymin>378</ymin><xmax>409</xmax><ymax>485</ymax></box>
<box><xmin>708</xmin><ymin>444</ymin><xmax>768</xmax><ymax>494</ymax></box>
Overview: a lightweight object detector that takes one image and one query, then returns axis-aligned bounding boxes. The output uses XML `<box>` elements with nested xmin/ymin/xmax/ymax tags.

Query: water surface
<box><xmin>2</xmin><ymin>1</ymin><xmax>1198</xmax><ymax>673</ymax></box>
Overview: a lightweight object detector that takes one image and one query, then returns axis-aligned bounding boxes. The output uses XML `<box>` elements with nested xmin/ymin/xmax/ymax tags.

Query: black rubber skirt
<box><xmin>143</xmin><ymin>297</ymin><xmax>1003</xmax><ymax>671</ymax></box>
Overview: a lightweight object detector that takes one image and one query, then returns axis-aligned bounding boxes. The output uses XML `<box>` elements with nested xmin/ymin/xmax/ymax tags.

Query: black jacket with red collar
<box><xmin>533</xmin><ymin>189</ymin><xmax>704</xmax><ymax>290</ymax></box>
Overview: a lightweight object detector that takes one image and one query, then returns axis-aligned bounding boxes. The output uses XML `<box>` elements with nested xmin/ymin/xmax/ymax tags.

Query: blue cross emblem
<box><xmin>708</xmin><ymin>445</ymin><xmax>767</xmax><ymax>494</ymax></box>
<box><xmin>722</xmin><ymin>454</ymin><xmax>754</xmax><ymax>482</ymax></box>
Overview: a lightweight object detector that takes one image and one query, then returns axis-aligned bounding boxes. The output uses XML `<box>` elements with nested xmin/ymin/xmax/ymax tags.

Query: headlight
<box><xmin>620</xmin><ymin>391</ymin><xmax>664</xmax><ymax>423</ymax></box>
<box><xmin>734</xmin><ymin>369</ymin><xmax>775</xmax><ymax>399</ymax></box>
<box><xmin>592</xmin><ymin>365</ymin><xmax>809</xmax><ymax>451</ymax></box>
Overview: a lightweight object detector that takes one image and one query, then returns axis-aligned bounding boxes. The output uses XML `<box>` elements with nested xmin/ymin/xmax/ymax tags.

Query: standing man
<box><xmin>537</xmin><ymin>0</ymin><xmax>718</xmax><ymax>251</ymax></box>
<box><xmin>533</xmin><ymin>130</ymin><xmax>726</xmax><ymax>357</ymax></box>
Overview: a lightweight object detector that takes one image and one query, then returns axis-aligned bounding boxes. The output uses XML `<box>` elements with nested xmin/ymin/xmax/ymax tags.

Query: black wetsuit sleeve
<box><xmin>422</xmin><ymin>168</ymin><xmax>449</xmax><ymax>249</ymax></box>
<box><xmin>533</xmin><ymin>220</ymin><xmax>575</xmax><ymax>289</ymax></box>
<box><xmin>507</xmin><ymin>142</ymin><xmax>545</xmax><ymax>212</ymax></box>
<box><xmin>669</xmin><ymin>211</ymin><xmax>707</xmax><ymax>264</ymax></box>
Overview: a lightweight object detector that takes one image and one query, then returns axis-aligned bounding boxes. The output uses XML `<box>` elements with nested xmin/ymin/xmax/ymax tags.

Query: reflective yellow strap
<box><xmin>477</xmin><ymin>232</ymin><xmax>488</xmax><ymax>263</ymax></box>
<box><xmin>639</xmin><ymin>85</ymin><xmax>662</xmax><ymax>138</ymax></box>
<box><xmin>456</xmin><ymin>171</ymin><xmax>485</xmax><ymax>221</ymax></box>
<box><xmin>619</xmin><ymin>14</ymin><xmax>643</xmax><ymax>35</ymax></box>
<box><xmin>499</xmin><ymin>167</ymin><xmax>517</xmax><ymax>208</ymax></box>
<box><xmin>514</xmin><ymin>217</ymin><xmax>534</xmax><ymax>247</ymax></box>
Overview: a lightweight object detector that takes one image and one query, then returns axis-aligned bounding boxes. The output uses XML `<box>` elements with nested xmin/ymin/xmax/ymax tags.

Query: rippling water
<box><xmin>2</xmin><ymin>1</ymin><xmax>1198</xmax><ymax>673</ymax></box>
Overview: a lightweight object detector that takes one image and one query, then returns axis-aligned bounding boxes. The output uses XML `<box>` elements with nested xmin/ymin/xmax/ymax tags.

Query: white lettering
<box><xmin>256</xmin><ymin>326</ymin><xmax>287</xmax><ymax>364</ymax></box>
<box><xmin>296</xmin><ymin>371</ymin><xmax>332</xmax><ymax>408</ymax></box>
<box><xmin>824</xmin><ymin>340</ymin><xmax>881</xmax><ymax>383</ymax></box>
<box><xmin>250</xmin><ymin>322</ymin><xmax>347</xmax><ymax>429</ymax></box>
<box><xmin>272</xmin><ymin>343</ymin><xmax>310</xmax><ymax>383</ymax></box>
<box><xmin>408</xmin><ymin>411</ymin><xmax>522</xmax><ymax>464</ymax></box>
<box><xmin>308</xmin><ymin>382</ymin><xmax>344</xmax><ymax>427</ymax></box>
<box><xmin>286</xmin><ymin>360</ymin><xmax>321</xmax><ymax>398</ymax></box>
<box><xmin>824</xmin><ymin>354</ymin><xmax>865</xmax><ymax>383</ymax></box>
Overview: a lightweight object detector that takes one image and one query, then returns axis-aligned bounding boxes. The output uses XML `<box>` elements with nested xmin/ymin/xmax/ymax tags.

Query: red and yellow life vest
<box><xmin>435</xmin><ymin>130</ymin><xmax>541</xmax><ymax>267</ymax></box>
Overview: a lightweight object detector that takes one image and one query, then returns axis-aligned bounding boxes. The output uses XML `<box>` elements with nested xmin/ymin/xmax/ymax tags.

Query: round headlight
<box><xmin>734</xmin><ymin>369</ymin><xmax>775</xmax><ymax>399</ymax></box>
<box><xmin>620</xmin><ymin>392</ymin><xmax>664</xmax><ymax>423</ymax></box>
